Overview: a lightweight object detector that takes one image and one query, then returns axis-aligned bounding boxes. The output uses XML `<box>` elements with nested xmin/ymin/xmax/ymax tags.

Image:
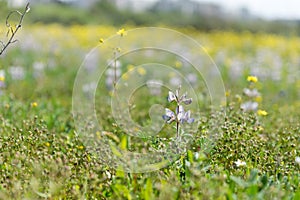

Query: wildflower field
<box><xmin>0</xmin><ymin>24</ymin><xmax>300</xmax><ymax>199</ymax></box>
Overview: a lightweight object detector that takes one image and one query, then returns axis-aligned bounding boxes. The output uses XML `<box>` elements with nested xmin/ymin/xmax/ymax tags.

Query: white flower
<box><xmin>33</xmin><ymin>61</ymin><xmax>45</xmax><ymax>78</ymax></box>
<box><xmin>82</xmin><ymin>82</ymin><xmax>97</xmax><ymax>93</ymax></box>
<box><xmin>241</xmin><ymin>101</ymin><xmax>258</xmax><ymax>111</ymax></box>
<box><xmin>9</xmin><ymin>66</ymin><xmax>25</xmax><ymax>80</ymax></box>
<box><xmin>176</xmin><ymin>105</ymin><xmax>185</xmax><ymax>122</ymax></box>
<box><xmin>185</xmin><ymin>161</ymin><xmax>191</xmax><ymax>167</ymax></box>
<box><xmin>194</xmin><ymin>152</ymin><xmax>199</xmax><ymax>160</ymax></box>
<box><xmin>105</xmin><ymin>60</ymin><xmax>122</xmax><ymax>90</ymax></box>
<box><xmin>167</xmin><ymin>88</ymin><xmax>192</xmax><ymax>105</ymax></box>
<box><xmin>187</xmin><ymin>73</ymin><xmax>197</xmax><ymax>85</ymax></box>
<box><xmin>296</xmin><ymin>157</ymin><xmax>300</xmax><ymax>164</ymax></box>
<box><xmin>162</xmin><ymin>108</ymin><xmax>176</xmax><ymax>124</ymax></box>
<box><xmin>169</xmin><ymin>76</ymin><xmax>182</xmax><ymax>87</ymax></box>
<box><xmin>234</xmin><ymin>159</ymin><xmax>246</xmax><ymax>167</ymax></box>
<box><xmin>106</xmin><ymin>68</ymin><xmax>121</xmax><ymax>77</ymax></box>
<box><xmin>107</xmin><ymin>60</ymin><xmax>121</xmax><ymax>68</ymax></box>
<box><xmin>243</xmin><ymin>88</ymin><xmax>260</xmax><ymax>98</ymax></box>
<box><xmin>0</xmin><ymin>70</ymin><xmax>5</xmax><ymax>79</ymax></box>
<box><xmin>176</xmin><ymin>105</ymin><xmax>194</xmax><ymax>124</ymax></box>
<box><xmin>183</xmin><ymin>110</ymin><xmax>194</xmax><ymax>124</ymax></box>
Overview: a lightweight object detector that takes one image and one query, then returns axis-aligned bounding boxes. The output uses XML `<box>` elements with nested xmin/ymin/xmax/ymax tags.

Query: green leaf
<box><xmin>230</xmin><ymin>176</ymin><xmax>247</xmax><ymax>188</ymax></box>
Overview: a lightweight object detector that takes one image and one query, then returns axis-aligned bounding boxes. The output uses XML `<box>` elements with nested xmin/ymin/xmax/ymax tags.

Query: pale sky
<box><xmin>196</xmin><ymin>0</ymin><xmax>300</xmax><ymax>19</ymax></box>
<box><xmin>146</xmin><ymin>0</ymin><xmax>300</xmax><ymax>19</ymax></box>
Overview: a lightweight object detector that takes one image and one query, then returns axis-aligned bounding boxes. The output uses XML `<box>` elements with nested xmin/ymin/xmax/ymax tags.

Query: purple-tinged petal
<box><xmin>168</xmin><ymin>91</ymin><xmax>176</xmax><ymax>102</ymax></box>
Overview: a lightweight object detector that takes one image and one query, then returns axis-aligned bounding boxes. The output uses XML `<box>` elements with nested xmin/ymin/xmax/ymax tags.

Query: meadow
<box><xmin>0</xmin><ymin>24</ymin><xmax>299</xmax><ymax>199</ymax></box>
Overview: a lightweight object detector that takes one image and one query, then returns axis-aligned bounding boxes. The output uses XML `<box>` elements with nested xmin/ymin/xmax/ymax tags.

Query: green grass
<box><xmin>0</xmin><ymin>26</ymin><xmax>299</xmax><ymax>199</ymax></box>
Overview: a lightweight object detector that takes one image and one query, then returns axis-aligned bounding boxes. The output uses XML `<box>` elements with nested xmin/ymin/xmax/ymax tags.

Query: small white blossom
<box><xmin>105</xmin><ymin>60</ymin><xmax>122</xmax><ymax>90</ymax></box>
<box><xmin>241</xmin><ymin>101</ymin><xmax>258</xmax><ymax>111</ymax></box>
<box><xmin>243</xmin><ymin>88</ymin><xmax>260</xmax><ymax>98</ymax></box>
<box><xmin>169</xmin><ymin>76</ymin><xmax>182</xmax><ymax>87</ymax></box>
<box><xmin>296</xmin><ymin>157</ymin><xmax>300</xmax><ymax>164</ymax></box>
<box><xmin>82</xmin><ymin>82</ymin><xmax>97</xmax><ymax>98</ymax></box>
<box><xmin>234</xmin><ymin>159</ymin><xmax>246</xmax><ymax>167</ymax></box>
<box><xmin>9</xmin><ymin>66</ymin><xmax>25</xmax><ymax>80</ymax></box>
<box><xmin>33</xmin><ymin>61</ymin><xmax>45</xmax><ymax>78</ymax></box>
<box><xmin>186</xmin><ymin>73</ymin><xmax>197</xmax><ymax>86</ymax></box>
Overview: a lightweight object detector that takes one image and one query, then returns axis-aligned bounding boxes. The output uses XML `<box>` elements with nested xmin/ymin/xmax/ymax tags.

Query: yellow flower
<box><xmin>137</xmin><ymin>67</ymin><xmax>146</xmax><ymax>75</ymax></box>
<box><xmin>257</xmin><ymin>109</ymin><xmax>268</xmax><ymax>116</ymax></box>
<box><xmin>31</xmin><ymin>102</ymin><xmax>38</xmax><ymax>107</ymax></box>
<box><xmin>235</xmin><ymin>95</ymin><xmax>242</xmax><ymax>103</ymax></box>
<box><xmin>121</xmin><ymin>73</ymin><xmax>129</xmax><ymax>80</ymax></box>
<box><xmin>0</xmin><ymin>76</ymin><xmax>4</xmax><ymax>82</ymax></box>
<box><xmin>99</xmin><ymin>38</ymin><xmax>104</xmax><ymax>43</ymax></box>
<box><xmin>45</xmin><ymin>142</ymin><xmax>50</xmax><ymax>147</ymax></box>
<box><xmin>117</xmin><ymin>28</ymin><xmax>126</xmax><ymax>36</ymax></box>
<box><xmin>96</xmin><ymin>131</ymin><xmax>101</xmax><ymax>139</ymax></box>
<box><xmin>247</xmin><ymin>76</ymin><xmax>258</xmax><ymax>83</ymax></box>
<box><xmin>225</xmin><ymin>90</ymin><xmax>231</xmax><ymax>97</ymax></box>
<box><xmin>77</xmin><ymin>145</ymin><xmax>84</xmax><ymax>150</ymax></box>
<box><xmin>175</xmin><ymin>61</ymin><xmax>182</xmax><ymax>68</ymax></box>
<box><xmin>255</xmin><ymin>96</ymin><xmax>262</xmax><ymax>102</ymax></box>
<box><xmin>127</xmin><ymin>64</ymin><xmax>134</xmax><ymax>71</ymax></box>
<box><xmin>258</xmin><ymin>126</ymin><xmax>264</xmax><ymax>131</ymax></box>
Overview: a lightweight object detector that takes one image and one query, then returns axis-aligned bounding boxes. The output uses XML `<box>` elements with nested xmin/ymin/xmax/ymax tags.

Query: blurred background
<box><xmin>0</xmin><ymin>0</ymin><xmax>299</xmax><ymax>107</ymax></box>
<box><xmin>1</xmin><ymin>0</ymin><xmax>300</xmax><ymax>35</ymax></box>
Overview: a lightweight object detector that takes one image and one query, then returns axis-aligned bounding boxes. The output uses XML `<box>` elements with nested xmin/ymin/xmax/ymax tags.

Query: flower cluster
<box><xmin>240</xmin><ymin>76</ymin><xmax>267</xmax><ymax>116</ymax></box>
<box><xmin>163</xmin><ymin>85</ymin><xmax>194</xmax><ymax>137</ymax></box>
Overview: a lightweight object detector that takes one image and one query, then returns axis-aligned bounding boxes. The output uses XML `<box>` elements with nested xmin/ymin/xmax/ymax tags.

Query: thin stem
<box><xmin>0</xmin><ymin>3</ymin><xmax>30</xmax><ymax>56</ymax></box>
<box><xmin>176</xmin><ymin>104</ymin><xmax>180</xmax><ymax>138</ymax></box>
<box><xmin>176</xmin><ymin>120</ymin><xmax>179</xmax><ymax>138</ymax></box>
<box><xmin>113</xmin><ymin>50</ymin><xmax>117</xmax><ymax>88</ymax></box>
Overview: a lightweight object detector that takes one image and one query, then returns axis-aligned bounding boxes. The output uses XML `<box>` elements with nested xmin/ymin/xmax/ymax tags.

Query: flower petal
<box><xmin>168</xmin><ymin>91</ymin><xmax>176</xmax><ymax>102</ymax></box>
<box><xmin>182</xmin><ymin>98</ymin><xmax>192</xmax><ymax>105</ymax></box>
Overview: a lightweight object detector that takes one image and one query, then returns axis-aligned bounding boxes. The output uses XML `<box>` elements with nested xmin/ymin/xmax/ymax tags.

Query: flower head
<box><xmin>162</xmin><ymin>108</ymin><xmax>176</xmax><ymax>124</ymax></box>
<box><xmin>167</xmin><ymin>86</ymin><xmax>192</xmax><ymax>105</ymax></box>
<box><xmin>163</xmin><ymin>105</ymin><xmax>194</xmax><ymax>124</ymax></box>
<box><xmin>179</xmin><ymin>92</ymin><xmax>192</xmax><ymax>105</ymax></box>
<box><xmin>117</xmin><ymin>28</ymin><xmax>126</xmax><ymax>36</ymax></box>
<box><xmin>163</xmin><ymin>85</ymin><xmax>195</xmax><ymax>137</ymax></box>
<box><xmin>31</xmin><ymin>102</ymin><xmax>38</xmax><ymax>107</ymax></box>
<box><xmin>247</xmin><ymin>76</ymin><xmax>258</xmax><ymax>83</ymax></box>
<box><xmin>0</xmin><ymin>70</ymin><xmax>5</xmax><ymax>82</ymax></box>
<box><xmin>240</xmin><ymin>101</ymin><xmax>258</xmax><ymax>112</ymax></box>
<box><xmin>243</xmin><ymin>88</ymin><xmax>260</xmax><ymax>98</ymax></box>
<box><xmin>234</xmin><ymin>159</ymin><xmax>246</xmax><ymax>167</ymax></box>
<box><xmin>257</xmin><ymin>109</ymin><xmax>268</xmax><ymax>116</ymax></box>
<box><xmin>296</xmin><ymin>157</ymin><xmax>300</xmax><ymax>165</ymax></box>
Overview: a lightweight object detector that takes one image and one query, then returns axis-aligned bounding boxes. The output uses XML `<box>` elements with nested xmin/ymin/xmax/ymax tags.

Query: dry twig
<box><xmin>0</xmin><ymin>3</ymin><xmax>30</xmax><ymax>56</ymax></box>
